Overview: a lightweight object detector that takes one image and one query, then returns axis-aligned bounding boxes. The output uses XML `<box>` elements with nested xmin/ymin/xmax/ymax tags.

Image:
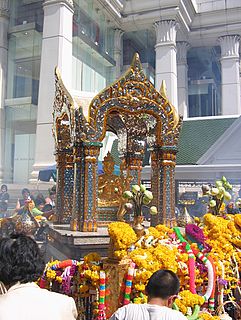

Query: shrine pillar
<box><xmin>70</xmin><ymin>144</ymin><xmax>85</xmax><ymax>230</ymax></box>
<box><xmin>154</xmin><ymin>20</ymin><xmax>178</xmax><ymax>109</ymax></box>
<box><xmin>80</xmin><ymin>142</ymin><xmax>102</xmax><ymax>232</ymax></box>
<box><xmin>151</xmin><ymin>146</ymin><xmax>177</xmax><ymax>227</ymax></box>
<box><xmin>56</xmin><ymin>150</ymin><xmax>74</xmax><ymax>223</ymax></box>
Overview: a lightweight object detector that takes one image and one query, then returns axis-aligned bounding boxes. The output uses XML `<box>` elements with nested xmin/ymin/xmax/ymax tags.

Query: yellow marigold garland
<box><xmin>41</xmin><ymin>217</ymin><xmax>241</xmax><ymax>318</ymax></box>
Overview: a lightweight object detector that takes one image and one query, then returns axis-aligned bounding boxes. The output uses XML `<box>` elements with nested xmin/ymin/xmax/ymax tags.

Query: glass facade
<box><xmin>4</xmin><ymin>0</ymin><xmax>43</xmax><ymax>183</ymax></box>
<box><xmin>123</xmin><ymin>30</ymin><xmax>155</xmax><ymax>84</ymax></box>
<box><xmin>9</xmin><ymin>0</ymin><xmax>44</xmax><ymax>28</ymax></box>
<box><xmin>7</xmin><ymin>30</ymin><xmax>42</xmax><ymax>104</ymax></box>
<box><xmin>72</xmin><ymin>0</ymin><xmax>115</xmax><ymax>92</ymax></box>
<box><xmin>187</xmin><ymin>47</ymin><xmax>221</xmax><ymax>117</ymax></box>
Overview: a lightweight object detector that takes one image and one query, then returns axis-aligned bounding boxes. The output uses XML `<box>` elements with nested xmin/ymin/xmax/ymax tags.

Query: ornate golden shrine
<box><xmin>53</xmin><ymin>53</ymin><xmax>182</xmax><ymax>232</ymax></box>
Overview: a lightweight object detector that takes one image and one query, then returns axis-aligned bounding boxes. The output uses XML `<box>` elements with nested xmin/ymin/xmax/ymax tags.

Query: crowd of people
<box><xmin>0</xmin><ymin>233</ymin><xmax>187</xmax><ymax>320</ymax></box>
<box><xmin>0</xmin><ymin>185</ymin><xmax>56</xmax><ymax>217</ymax></box>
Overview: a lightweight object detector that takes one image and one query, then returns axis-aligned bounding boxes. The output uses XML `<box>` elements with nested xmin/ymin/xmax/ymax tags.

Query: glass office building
<box><xmin>0</xmin><ymin>0</ymin><xmax>240</xmax><ymax>183</ymax></box>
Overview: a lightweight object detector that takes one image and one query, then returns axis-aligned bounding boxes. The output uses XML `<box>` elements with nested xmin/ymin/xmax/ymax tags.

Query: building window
<box><xmin>187</xmin><ymin>47</ymin><xmax>221</xmax><ymax>117</ymax></box>
<box><xmin>10</xmin><ymin>0</ymin><xmax>44</xmax><ymax>30</ymax></box>
<box><xmin>123</xmin><ymin>30</ymin><xmax>155</xmax><ymax>84</ymax></box>
<box><xmin>4</xmin><ymin>1</ymin><xmax>43</xmax><ymax>183</ymax></box>
<box><xmin>7</xmin><ymin>31</ymin><xmax>41</xmax><ymax>104</ymax></box>
<box><xmin>72</xmin><ymin>0</ymin><xmax>115</xmax><ymax>92</ymax></box>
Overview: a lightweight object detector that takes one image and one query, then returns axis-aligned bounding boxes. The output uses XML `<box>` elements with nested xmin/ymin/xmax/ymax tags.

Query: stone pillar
<box><xmin>151</xmin><ymin>147</ymin><xmax>177</xmax><ymax>227</ymax></box>
<box><xmin>219</xmin><ymin>35</ymin><xmax>241</xmax><ymax>115</ymax></box>
<box><xmin>177</xmin><ymin>41</ymin><xmax>190</xmax><ymax>118</ymax></box>
<box><xmin>113</xmin><ymin>28</ymin><xmax>124</xmax><ymax>79</ymax></box>
<box><xmin>82</xmin><ymin>142</ymin><xmax>102</xmax><ymax>232</ymax></box>
<box><xmin>154</xmin><ymin>20</ymin><xmax>178</xmax><ymax>109</ymax></box>
<box><xmin>31</xmin><ymin>0</ymin><xmax>74</xmax><ymax>182</ymax></box>
<box><xmin>0</xmin><ymin>0</ymin><xmax>10</xmax><ymax>182</ymax></box>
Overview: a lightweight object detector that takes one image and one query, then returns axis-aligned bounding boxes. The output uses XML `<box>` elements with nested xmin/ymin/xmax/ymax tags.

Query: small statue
<box><xmin>177</xmin><ymin>207</ymin><xmax>193</xmax><ymax>227</ymax></box>
<box><xmin>98</xmin><ymin>152</ymin><xmax>123</xmax><ymax>207</ymax></box>
<box><xmin>98</xmin><ymin>153</ymin><xmax>133</xmax><ymax>221</ymax></box>
<box><xmin>15</xmin><ymin>199</ymin><xmax>41</xmax><ymax>236</ymax></box>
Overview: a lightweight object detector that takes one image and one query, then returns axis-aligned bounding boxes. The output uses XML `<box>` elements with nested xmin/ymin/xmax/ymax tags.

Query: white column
<box><xmin>154</xmin><ymin>20</ymin><xmax>178</xmax><ymax>109</ymax></box>
<box><xmin>219</xmin><ymin>35</ymin><xmax>241</xmax><ymax>115</ymax></box>
<box><xmin>0</xmin><ymin>0</ymin><xmax>10</xmax><ymax>182</ymax></box>
<box><xmin>113</xmin><ymin>28</ymin><xmax>123</xmax><ymax>79</ymax></box>
<box><xmin>177</xmin><ymin>41</ymin><xmax>190</xmax><ymax>118</ymax></box>
<box><xmin>31</xmin><ymin>0</ymin><xmax>74</xmax><ymax>182</ymax></box>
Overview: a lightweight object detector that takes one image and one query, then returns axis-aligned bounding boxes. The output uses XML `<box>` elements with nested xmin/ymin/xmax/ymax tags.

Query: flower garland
<box><xmin>96</xmin><ymin>270</ymin><xmax>106</xmax><ymax>320</ymax></box>
<box><xmin>123</xmin><ymin>262</ymin><xmax>135</xmax><ymax>305</ymax></box>
<box><xmin>174</xmin><ymin>227</ymin><xmax>196</xmax><ymax>294</ymax></box>
<box><xmin>108</xmin><ymin>222</ymin><xmax>137</xmax><ymax>260</ymax></box>
<box><xmin>174</xmin><ymin>290</ymin><xmax>205</xmax><ymax>316</ymax></box>
<box><xmin>41</xmin><ymin>218</ymin><xmax>241</xmax><ymax>320</ymax></box>
<box><xmin>203</xmin><ymin>214</ymin><xmax>241</xmax><ymax>295</ymax></box>
<box><xmin>199</xmin><ymin>313</ymin><xmax>221</xmax><ymax>320</ymax></box>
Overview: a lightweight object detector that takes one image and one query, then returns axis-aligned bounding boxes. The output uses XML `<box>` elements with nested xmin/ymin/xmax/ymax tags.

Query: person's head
<box><xmin>0</xmin><ymin>234</ymin><xmax>45</xmax><ymax>287</ymax></box>
<box><xmin>35</xmin><ymin>193</ymin><xmax>45</xmax><ymax>210</ymax></box>
<box><xmin>1</xmin><ymin>184</ymin><xmax>7</xmax><ymax>193</ymax></box>
<box><xmin>146</xmin><ymin>270</ymin><xmax>180</xmax><ymax>306</ymax></box>
<box><xmin>35</xmin><ymin>200</ymin><xmax>45</xmax><ymax>210</ymax></box>
<box><xmin>36</xmin><ymin>193</ymin><xmax>45</xmax><ymax>201</ymax></box>
<box><xmin>49</xmin><ymin>190</ymin><xmax>56</xmax><ymax>201</ymax></box>
<box><xmin>22</xmin><ymin>188</ymin><xmax>30</xmax><ymax>200</ymax></box>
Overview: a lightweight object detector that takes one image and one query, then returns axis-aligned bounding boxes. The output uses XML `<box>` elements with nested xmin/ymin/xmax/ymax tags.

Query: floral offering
<box><xmin>41</xmin><ymin>204</ymin><xmax>241</xmax><ymax>319</ymax></box>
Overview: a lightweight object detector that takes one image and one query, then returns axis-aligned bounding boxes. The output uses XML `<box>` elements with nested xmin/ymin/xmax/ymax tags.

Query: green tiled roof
<box><xmin>176</xmin><ymin>118</ymin><xmax>236</xmax><ymax>165</ymax></box>
<box><xmin>110</xmin><ymin>117</ymin><xmax>237</xmax><ymax>166</ymax></box>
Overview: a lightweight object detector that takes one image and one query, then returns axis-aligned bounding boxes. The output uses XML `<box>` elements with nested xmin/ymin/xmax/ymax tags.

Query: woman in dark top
<box><xmin>0</xmin><ymin>185</ymin><xmax>9</xmax><ymax>213</ymax></box>
<box><xmin>15</xmin><ymin>188</ymin><xmax>32</xmax><ymax>215</ymax></box>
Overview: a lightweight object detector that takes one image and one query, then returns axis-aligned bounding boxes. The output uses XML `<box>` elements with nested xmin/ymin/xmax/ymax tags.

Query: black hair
<box><xmin>22</xmin><ymin>188</ymin><xmax>30</xmax><ymax>196</ymax></box>
<box><xmin>146</xmin><ymin>270</ymin><xmax>180</xmax><ymax>300</ymax></box>
<box><xmin>43</xmin><ymin>204</ymin><xmax>53</xmax><ymax>212</ymax></box>
<box><xmin>35</xmin><ymin>198</ymin><xmax>45</xmax><ymax>206</ymax></box>
<box><xmin>35</xmin><ymin>193</ymin><xmax>45</xmax><ymax>206</ymax></box>
<box><xmin>1</xmin><ymin>184</ymin><xmax>7</xmax><ymax>191</ymax></box>
<box><xmin>0</xmin><ymin>234</ymin><xmax>45</xmax><ymax>286</ymax></box>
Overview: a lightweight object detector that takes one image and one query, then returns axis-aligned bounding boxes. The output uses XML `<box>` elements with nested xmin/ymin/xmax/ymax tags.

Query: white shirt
<box><xmin>110</xmin><ymin>303</ymin><xmax>187</xmax><ymax>320</ymax></box>
<box><xmin>0</xmin><ymin>282</ymin><xmax>77</xmax><ymax>320</ymax></box>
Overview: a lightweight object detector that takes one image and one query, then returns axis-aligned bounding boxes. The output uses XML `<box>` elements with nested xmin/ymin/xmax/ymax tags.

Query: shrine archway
<box><xmin>53</xmin><ymin>54</ymin><xmax>182</xmax><ymax>231</ymax></box>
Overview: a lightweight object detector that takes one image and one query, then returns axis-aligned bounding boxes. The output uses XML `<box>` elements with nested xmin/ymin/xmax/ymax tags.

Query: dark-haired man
<box><xmin>110</xmin><ymin>270</ymin><xmax>187</xmax><ymax>320</ymax></box>
<box><xmin>0</xmin><ymin>234</ymin><xmax>77</xmax><ymax>320</ymax></box>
